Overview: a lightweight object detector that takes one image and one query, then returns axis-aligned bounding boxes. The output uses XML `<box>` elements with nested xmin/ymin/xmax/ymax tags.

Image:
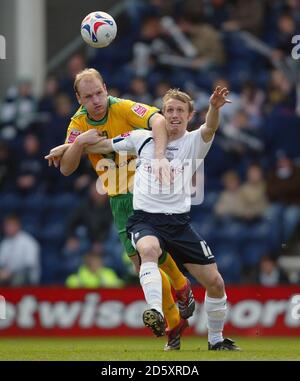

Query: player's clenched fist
<box><xmin>76</xmin><ymin>129</ymin><xmax>105</xmax><ymax>147</ymax></box>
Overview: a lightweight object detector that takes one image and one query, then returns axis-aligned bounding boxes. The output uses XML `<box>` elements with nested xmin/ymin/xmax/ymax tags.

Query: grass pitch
<box><xmin>0</xmin><ymin>336</ymin><xmax>299</xmax><ymax>361</ymax></box>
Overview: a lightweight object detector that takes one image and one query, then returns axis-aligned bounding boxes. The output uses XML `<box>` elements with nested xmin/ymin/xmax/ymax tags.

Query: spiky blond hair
<box><xmin>162</xmin><ymin>88</ymin><xmax>194</xmax><ymax>113</ymax></box>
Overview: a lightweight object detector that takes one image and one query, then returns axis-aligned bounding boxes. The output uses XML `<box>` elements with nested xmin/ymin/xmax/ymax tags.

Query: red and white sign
<box><xmin>0</xmin><ymin>286</ymin><xmax>299</xmax><ymax>336</ymax></box>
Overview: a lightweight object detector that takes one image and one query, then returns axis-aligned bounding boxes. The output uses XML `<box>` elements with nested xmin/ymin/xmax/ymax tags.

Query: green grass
<box><xmin>0</xmin><ymin>337</ymin><xmax>299</xmax><ymax>361</ymax></box>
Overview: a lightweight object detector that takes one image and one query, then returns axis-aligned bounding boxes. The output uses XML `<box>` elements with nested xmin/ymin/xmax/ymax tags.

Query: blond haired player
<box><xmin>76</xmin><ymin>87</ymin><xmax>241</xmax><ymax>351</ymax></box>
<box><xmin>45</xmin><ymin>68</ymin><xmax>194</xmax><ymax>350</ymax></box>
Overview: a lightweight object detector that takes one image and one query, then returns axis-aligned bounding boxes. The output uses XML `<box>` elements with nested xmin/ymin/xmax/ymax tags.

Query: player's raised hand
<box><xmin>210</xmin><ymin>86</ymin><xmax>231</xmax><ymax>109</ymax></box>
<box><xmin>44</xmin><ymin>144</ymin><xmax>70</xmax><ymax>167</ymax></box>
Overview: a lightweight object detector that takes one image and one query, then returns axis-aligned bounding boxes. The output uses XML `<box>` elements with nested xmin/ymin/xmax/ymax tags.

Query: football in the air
<box><xmin>81</xmin><ymin>11</ymin><xmax>117</xmax><ymax>48</ymax></box>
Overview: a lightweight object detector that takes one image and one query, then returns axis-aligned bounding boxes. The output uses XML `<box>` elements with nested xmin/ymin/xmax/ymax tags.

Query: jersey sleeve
<box><xmin>111</xmin><ymin>130</ymin><xmax>149</xmax><ymax>154</ymax></box>
<box><xmin>189</xmin><ymin>126</ymin><xmax>214</xmax><ymax>159</ymax></box>
<box><xmin>124</xmin><ymin>100</ymin><xmax>160</xmax><ymax>130</ymax></box>
<box><xmin>64</xmin><ymin>119</ymin><xmax>85</xmax><ymax>144</ymax></box>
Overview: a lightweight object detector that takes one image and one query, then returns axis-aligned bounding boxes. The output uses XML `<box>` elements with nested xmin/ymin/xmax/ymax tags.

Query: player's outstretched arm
<box><xmin>44</xmin><ymin>143</ymin><xmax>71</xmax><ymax>167</ymax></box>
<box><xmin>150</xmin><ymin>113</ymin><xmax>168</xmax><ymax>159</ymax></box>
<box><xmin>84</xmin><ymin>139</ymin><xmax>113</xmax><ymax>154</ymax></box>
<box><xmin>201</xmin><ymin>86</ymin><xmax>231</xmax><ymax>143</ymax></box>
<box><xmin>60</xmin><ymin>129</ymin><xmax>103</xmax><ymax>176</ymax></box>
<box><xmin>150</xmin><ymin>113</ymin><xmax>172</xmax><ymax>184</ymax></box>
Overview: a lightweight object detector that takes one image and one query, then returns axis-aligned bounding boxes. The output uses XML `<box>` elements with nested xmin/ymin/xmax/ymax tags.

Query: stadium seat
<box><xmin>240</xmin><ymin>241</ymin><xmax>269</xmax><ymax>268</ymax></box>
<box><xmin>191</xmin><ymin>218</ymin><xmax>216</xmax><ymax>242</ymax></box>
<box><xmin>21</xmin><ymin>193</ymin><xmax>48</xmax><ymax>213</ymax></box>
<box><xmin>40</xmin><ymin>251</ymin><xmax>62</xmax><ymax>285</ymax></box>
<box><xmin>48</xmin><ymin>193</ymin><xmax>80</xmax><ymax>212</ymax></box>
<box><xmin>21</xmin><ymin>216</ymin><xmax>41</xmax><ymax>238</ymax></box>
<box><xmin>0</xmin><ymin>193</ymin><xmax>22</xmax><ymax>213</ymax></box>
<box><xmin>39</xmin><ymin>222</ymin><xmax>66</xmax><ymax>244</ymax></box>
<box><xmin>45</xmin><ymin>209</ymin><xmax>71</xmax><ymax>224</ymax></box>
<box><xmin>212</xmin><ymin>241</ymin><xmax>241</xmax><ymax>284</ymax></box>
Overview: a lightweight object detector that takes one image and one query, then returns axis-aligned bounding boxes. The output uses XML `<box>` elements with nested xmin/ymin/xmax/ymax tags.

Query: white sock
<box><xmin>205</xmin><ymin>293</ymin><xmax>227</xmax><ymax>345</ymax></box>
<box><xmin>139</xmin><ymin>262</ymin><xmax>163</xmax><ymax>316</ymax></box>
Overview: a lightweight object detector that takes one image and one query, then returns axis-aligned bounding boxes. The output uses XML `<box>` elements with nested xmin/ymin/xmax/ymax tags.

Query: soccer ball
<box><xmin>81</xmin><ymin>11</ymin><xmax>117</xmax><ymax>48</ymax></box>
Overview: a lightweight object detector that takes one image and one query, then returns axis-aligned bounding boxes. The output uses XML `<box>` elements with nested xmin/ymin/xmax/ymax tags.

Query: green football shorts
<box><xmin>109</xmin><ymin>193</ymin><xmax>136</xmax><ymax>257</ymax></box>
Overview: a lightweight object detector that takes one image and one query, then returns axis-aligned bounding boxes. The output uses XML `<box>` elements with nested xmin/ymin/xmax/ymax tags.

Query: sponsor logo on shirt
<box><xmin>166</xmin><ymin>151</ymin><xmax>174</xmax><ymax>161</ymax></box>
<box><xmin>67</xmin><ymin>130</ymin><xmax>81</xmax><ymax>143</ymax></box>
<box><xmin>121</xmin><ymin>132</ymin><xmax>131</xmax><ymax>137</ymax></box>
<box><xmin>166</xmin><ymin>146</ymin><xmax>179</xmax><ymax>151</ymax></box>
<box><xmin>131</xmin><ymin>104</ymin><xmax>148</xmax><ymax>117</ymax></box>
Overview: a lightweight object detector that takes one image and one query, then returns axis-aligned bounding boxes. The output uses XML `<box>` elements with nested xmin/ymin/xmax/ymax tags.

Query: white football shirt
<box><xmin>112</xmin><ymin>127</ymin><xmax>213</xmax><ymax>213</ymax></box>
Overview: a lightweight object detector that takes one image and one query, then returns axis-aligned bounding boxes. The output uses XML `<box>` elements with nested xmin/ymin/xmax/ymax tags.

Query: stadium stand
<box><xmin>1</xmin><ymin>0</ymin><xmax>300</xmax><ymax>286</ymax></box>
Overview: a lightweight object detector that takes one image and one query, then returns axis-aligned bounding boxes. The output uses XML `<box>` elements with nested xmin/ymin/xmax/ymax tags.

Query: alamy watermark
<box><xmin>94</xmin><ymin>154</ymin><xmax>206</xmax><ymax>205</ymax></box>
<box><xmin>0</xmin><ymin>295</ymin><xmax>6</xmax><ymax>319</ymax></box>
<box><xmin>0</xmin><ymin>34</ymin><xmax>6</xmax><ymax>60</ymax></box>
<box><xmin>291</xmin><ymin>35</ymin><xmax>300</xmax><ymax>59</ymax></box>
<box><xmin>290</xmin><ymin>294</ymin><xmax>300</xmax><ymax>320</ymax></box>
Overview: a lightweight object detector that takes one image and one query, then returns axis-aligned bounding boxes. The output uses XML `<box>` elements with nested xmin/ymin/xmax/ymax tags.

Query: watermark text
<box><xmin>0</xmin><ymin>35</ymin><xmax>6</xmax><ymax>60</ymax></box>
<box><xmin>95</xmin><ymin>154</ymin><xmax>205</xmax><ymax>205</ymax></box>
<box><xmin>291</xmin><ymin>35</ymin><xmax>300</xmax><ymax>59</ymax></box>
<box><xmin>291</xmin><ymin>294</ymin><xmax>300</xmax><ymax>320</ymax></box>
<box><xmin>0</xmin><ymin>295</ymin><xmax>6</xmax><ymax>319</ymax></box>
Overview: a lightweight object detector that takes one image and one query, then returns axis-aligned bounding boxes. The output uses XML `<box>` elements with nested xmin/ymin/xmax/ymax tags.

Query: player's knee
<box><xmin>137</xmin><ymin>241</ymin><xmax>161</xmax><ymax>262</ymax></box>
<box><xmin>207</xmin><ymin>273</ymin><xmax>225</xmax><ymax>296</ymax></box>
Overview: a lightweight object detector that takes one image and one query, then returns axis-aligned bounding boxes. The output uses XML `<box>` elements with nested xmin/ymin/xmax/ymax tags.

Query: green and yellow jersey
<box><xmin>65</xmin><ymin>96</ymin><xmax>159</xmax><ymax>196</ymax></box>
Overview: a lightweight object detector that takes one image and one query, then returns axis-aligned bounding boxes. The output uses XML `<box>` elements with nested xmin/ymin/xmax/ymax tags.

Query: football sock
<box><xmin>205</xmin><ymin>293</ymin><xmax>227</xmax><ymax>345</ymax></box>
<box><xmin>159</xmin><ymin>252</ymin><xmax>187</xmax><ymax>290</ymax></box>
<box><xmin>160</xmin><ymin>269</ymin><xmax>180</xmax><ymax>330</ymax></box>
<box><xmin>139</xmin><ymin>262</ymin><xmax>163</xmax><ymax>316</ymax></box>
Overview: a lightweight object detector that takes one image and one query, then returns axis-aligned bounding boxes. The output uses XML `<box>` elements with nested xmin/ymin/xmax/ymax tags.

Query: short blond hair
<box><xmin>74</xmin><ymin>68</ymin><xmax>104</xmax><ymax>94</ymax></box>
<box><xmin>162</xmin><ymin>88</ymin><xmax>194</xmax><ymax>113</ymax></box>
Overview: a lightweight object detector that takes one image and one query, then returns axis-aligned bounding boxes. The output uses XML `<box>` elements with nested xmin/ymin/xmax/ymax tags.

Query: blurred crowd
<box><xmin>0</xmin><ymin>0</ymin><xmax>300</xmax><ymax>287</ymax></box>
